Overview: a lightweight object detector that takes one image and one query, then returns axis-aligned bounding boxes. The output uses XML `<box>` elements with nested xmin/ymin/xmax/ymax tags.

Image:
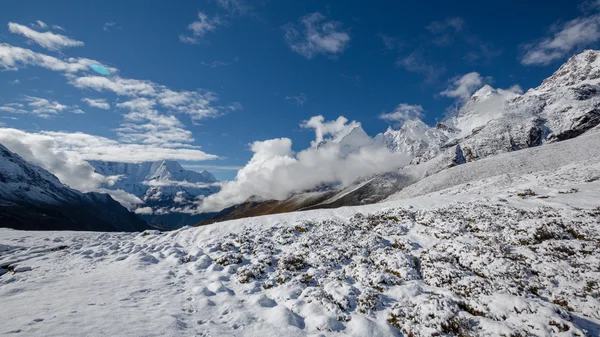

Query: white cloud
<box><xmin>71</xmin><ymin>108</ymin><xmax>86</xmax><ymax>114</ymax></box>
<box><xmin>0</xmin><ymin>128</ymin><xmax>112</xmax><ymax>192</ymax></box>
<box><xmin>197</xmin><ymin>116</ymin><xmax>410</xmax><ymax>212</ymax></box>
<box><xmin>285</xmin><ymin>93</ymin><xmax>307</xmax><ymax>106</ymax></box>
<box><xmin>0</xmin><ymin>128</ymin><xmax>219</xmax><ymax>164</ymax></box>
<box><xmin>396</xmin><ymin>50</ymin><xmax>445</xmax><ymax>83</ymax></box>
<box><xmin>33</xmin><ymin>20</ymin><xmax>47</xmax><ymax>29</ymax></box>
<box><xmin>8</xmin><ymin>79</ymin><xmax>20</xmax><ymax>85</ymax></box>
<box><xmin>0</xmin><ymin>43</ymin><xmax>237</xmax><ymax>164</ymax></box>
<box><xmin>180</xmin><ymin>12</ymin><xmax>222</xmax><ymax>44</ymax></box>
<box><xmin>216</xmin><ymin>0</ymin><xmax>252</xmax><ymax>16</ymax></box>
<box><xmin>301</xmin><ymin>115</ymin><xmax>360</xmax><ymax>147</ymax></box>
<box><xmin>95</xmin><ymin>188</ymin><xmax>144</xmax><ymax>210</ymax></box>
<box><xmin>183</xmin><ymin>164</ymin><xmax>243</xmax><ymax>172</ymax></box>
<box><xmin>8</xmin><ymin>22</ymin><xmax>84</xmax><ymax>51</ymax></box>
<box><xmin>103</xmin><ymin>22</ymin><xmax>119</xmax><ymax>32</ymax></box>
<box><xmin>426</xmin><ymin>17</ymin><xmax>464</xmax><ymax>34</ymax></box>
<box><xmin>0</xmin><ymin>43</ymin><xmax>109</xmax><ymax>72</ymax></box>
<box><xmin>2</xmin><ymin>96</ymin><xmax>70</xmax><ymax>118</ymax></box>
<box><xmin>82</xmin><ymin>98</ymin><xmax>110</xmax><ymax>110</ymax></box>
<box><xmin>440</xmin><ymin>72</ymin><xmax>485</xmax><ymax>102</ymax></box>
<box><xmin>283</xmin><ymin>13</ymin><xmax>350</xmax><ymax>59</ymax></box>
<box><xmin>379</xmin><ymin>104</ymin><xmax>425</xmax><ymax>124</ymax></box>
<box><xmin>52</xmin><ymin>25</ymin><xmax>65</xmax><ymax>31</ymax></box>
<box><xmin>134</xmin><ymin>206</ymin><xmax>154</xmax><ymax>215</ymax></box>
<box><xmin>521</xmin><ymin>14</ymin><xmax>600</xmax><ymax>65</ymax></box>
<box><xmin>72</xmin><ymin>76</ymin><xmax>156</xmax><ymax>96</ymax></box>
<box><xmin>507</xmin><ymin>84</ymin><xmax>524</xmax><ymax>95</ymax></box>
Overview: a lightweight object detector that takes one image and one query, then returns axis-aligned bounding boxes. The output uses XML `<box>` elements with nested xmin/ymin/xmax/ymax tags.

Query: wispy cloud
<box><xmin>216</xmin><ymin>0</ymin><xmax>253</xmax><ymax>16</ymax></box>
<box><xmin>183</xmin><ymin>164</ymin><xmax>243</xmax><ymax>172</ymax></box>
<box><xmin>285</xmin><ymin>93</ymin><xmax>307</xmax><ymax>106</ymax></box>
<box><xmin>33</xmin><ymin>20</ymin><xmax>47</xmax><ymax>29</ymax></box>
<box><xmin>426</xmin><ymin>17</ymin><xmax>465</xmax><ymax>46</ymax></box>
<box><xmin>396</xmin><ymin>50</ymin><xmax>446</xmax><ymax>83</ymax></box>
<box><xmin>82</xmin><ymin>98</ymin><xmax>110</xmax><ymax>110</ymax></box>
<box><xmin>102</xmin><ymin>22</ymin><xmax>120</xmax><ymax>32</ymax></box>
<box><xmin>8</xmin><ymin>79</ymin><xmax>20</xmax><ymax>85</ymax></box>
<box><xmin>283</xmin><ymin>13</ymin><xmax>350</xmax><ymax>59</ymax></box>
<box><xmin>200</xmin><ymin>56</ymin><xmax>239</xmax><ymax>68</ymax></box>
<box><xmin>0</xmin><ymin>43</ymin><xmax>105</xmax><ymax>72</ymax></box>
<box><xmin>8</xmin><ymin>22</ymin><xmax>84</xmax><ymax>51</ymax></box>
<box><xmin>521</xmin><ymin>12</ymin><xmax>600</xmax><ymax>65</ymax></box>
<box><xmin>180</xmin><ymin>12</ymin><xmax>222</xmax><ymax>44</ymax></box>
<box><xmin>379</xmin><ymin>104</ymin><xmax>424</xmax><ymax>125</ymax></box>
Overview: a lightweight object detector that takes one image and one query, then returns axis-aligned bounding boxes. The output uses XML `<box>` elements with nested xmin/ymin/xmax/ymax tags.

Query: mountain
<box><xmin>374</xmin><ymin>119</ymin><xmax>448</xmax><ymax>164</ymax></box>
<box><xmin>198</xmin><ymin>50</ymin><xmax>600</xmax><ymax>226</ymax></box>
<box><xmin>89</xmin><ymin>160</ymin><xmax>220</xmax><ymax>229</ymax></box>
<box><xmin>0</xmin><ymin>143</ymin><xmax>149</xmax><ymax>231</ymax></box>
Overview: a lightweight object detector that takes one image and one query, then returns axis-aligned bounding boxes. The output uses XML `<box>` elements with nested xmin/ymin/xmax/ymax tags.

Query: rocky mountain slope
<box><xmin>198</xmin><ymin>50</ymin><xmax>600</xmax><ymax>225</ymax></box>
<box><xmin>0</xmin><ymin>144</ymin><xmax>149</xmax><ymax>231</ymax></box>
<box><xmin>90</xmin><ymin>160</ymin><xmax>220</xmax><ymax>228</ymax></box>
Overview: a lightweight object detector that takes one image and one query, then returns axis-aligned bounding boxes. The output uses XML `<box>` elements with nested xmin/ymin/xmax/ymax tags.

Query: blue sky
<box><xmin>1</xmin><ymin>0</ymin><xmax>598</xmax><ymax>180</ymax></box>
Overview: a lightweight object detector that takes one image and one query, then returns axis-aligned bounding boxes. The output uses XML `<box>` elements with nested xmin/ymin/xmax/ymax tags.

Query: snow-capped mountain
<box><xmin>380</xmin><ymin>50</ymin><xmax>600</xmax><ymax>165</ymax></box>
<box><xmin>0</xmin><ymin>143</ymin><xmax>148</xmax><ymax>231</ymax></box>
<box><xmin>375</xmin><ymin>120</ymin><xmax>448</xmax><ymax>164</ymax></box>
<box><xmin>90</xmin><ymin>160</ymin><xmax>220</xmax><ymax>228</ymax></box>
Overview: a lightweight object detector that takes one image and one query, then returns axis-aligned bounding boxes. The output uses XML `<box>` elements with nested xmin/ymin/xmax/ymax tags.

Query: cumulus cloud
<box><xmin>82</xmin><ymin>98</ymin><xmax>110</xmax><ymax>110</ymax></box>
<box><xmin>285</xmin><ymin>93</ymin><xmax>307</xmax><ymax>106</ymax></box>
<box><xmin>521</xmin><ymin>13</ymin><xmax>600</xmax><ymax>65</ymax></box>
<box><xmin>283</xmin><ymin>13</ymin><xmax>350</xmax><ymax>59</ymax></box>
<box><xmin>440</xmin><ymin>72</ymin><xmax>486</xmax><ymax>102</ymax></box>
<box><xmin>197</xmin><ymin>116</ymin><xmax>410</xmax><ymax>212</ymax></box>
<box><xmin>301</xmin><ymin>115</ymin><xmax>360</xmax><ymax>147</ymax></box>
<box><xmin>8</xmin><ymin>22</ymin><xmax>84</xmax><ymax>51</ymax></box>
<box><xmin>379</xmin><ymin>104</ymin><xmax>425</xmax><ymax>124</ymax></box>
<box><xmin>180</xmin><ymin>12</ymin><xmax>222</xmax><ymax>44</ymax></box>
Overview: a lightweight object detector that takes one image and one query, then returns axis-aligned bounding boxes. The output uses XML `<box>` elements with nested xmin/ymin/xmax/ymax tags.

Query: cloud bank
<box><xmin>196</xmin><ymin>116</ymin><xmax>410</xmax><ymax>212</ymax></box>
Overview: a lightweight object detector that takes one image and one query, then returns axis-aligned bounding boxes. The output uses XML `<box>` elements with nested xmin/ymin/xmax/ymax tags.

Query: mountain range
<box><xmin>2</xmin><ymin>50</ymin><xmax>599</xmax><ymax>231</ymax></box>
<box><xmin>199</xmin><ymin>49</ymin><xmax>600</xmax><ymax>224</ymax></box>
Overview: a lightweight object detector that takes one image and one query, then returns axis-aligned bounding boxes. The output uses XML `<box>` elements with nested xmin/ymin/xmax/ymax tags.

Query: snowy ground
<box><xmin>2</xmin><ymin>137</ymin><xmax>600</xmax><ymax>336</ymax></box>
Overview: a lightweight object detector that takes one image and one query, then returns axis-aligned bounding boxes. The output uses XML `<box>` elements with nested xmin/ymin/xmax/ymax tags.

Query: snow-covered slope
<box><xmin>0</xmin><ymin>144</ymin><xmax>149</xmax><ymax>232</ymax></box>
<box><xmin>1</xmin><ymin>130</ymin><xmax>599</xmax><ymax>336</ymax></box>
<box><xmin>90</xmin><ymin>160</ymin><xmax>220</xmax><ymax>228</ymax></box>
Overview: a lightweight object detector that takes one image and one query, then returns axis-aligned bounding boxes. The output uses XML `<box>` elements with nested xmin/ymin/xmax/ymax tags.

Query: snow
<box><xmin>2</xmin><ymin>129</ymin><xmax>600</xmax><ymax>336</ymax></box>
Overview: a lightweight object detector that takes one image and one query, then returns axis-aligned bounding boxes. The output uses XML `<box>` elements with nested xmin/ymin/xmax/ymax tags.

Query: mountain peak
<box><xmin>537</xmin><ymin>49</ymin><xmax>600</xmax><ymax>91</ymax></box>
